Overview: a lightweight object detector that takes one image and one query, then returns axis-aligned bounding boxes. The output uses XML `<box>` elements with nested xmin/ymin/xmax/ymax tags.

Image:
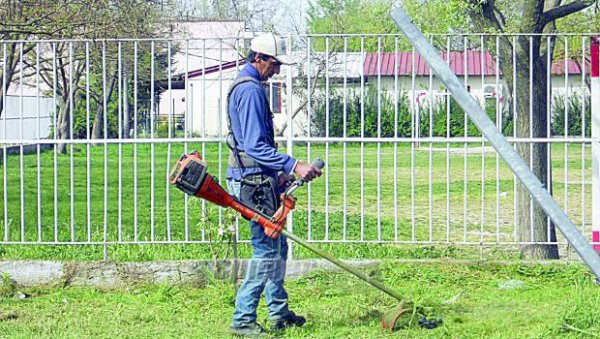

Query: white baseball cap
<box><xmin>250</xmin><ymin>33</ymin><xmax>295</xmax><ymax>65</ymax></box>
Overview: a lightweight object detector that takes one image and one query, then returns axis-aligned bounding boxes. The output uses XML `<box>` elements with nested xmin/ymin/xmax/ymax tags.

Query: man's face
<box><xmin>255</xmin><ymin>53</ymin><xmax>281</xmax><ymax>81</ymax></box>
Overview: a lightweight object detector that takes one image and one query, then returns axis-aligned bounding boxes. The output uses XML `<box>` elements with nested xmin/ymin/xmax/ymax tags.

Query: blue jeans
<box><xmin>228</xmin><ymin>179</ymin><xmax>290</xmax><ymax>327</ymax></box>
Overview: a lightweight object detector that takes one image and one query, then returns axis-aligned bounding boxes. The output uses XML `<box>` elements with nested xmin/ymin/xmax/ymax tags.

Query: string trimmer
<box><xmin>169</xmin><ymin>150</ymin><xmax>436</xmax><ymax>331</ymax></box>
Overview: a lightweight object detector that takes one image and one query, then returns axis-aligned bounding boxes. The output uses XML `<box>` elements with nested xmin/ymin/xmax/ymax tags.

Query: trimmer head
<box><xmin>381</xmin><ymin>302</ymin><xmax>443</xmax><ymax>331</ymax></box>
<box><xmin>381</xmin><ymin>302</ymin><xmax>420</xmax><ymax>331</ymax></box>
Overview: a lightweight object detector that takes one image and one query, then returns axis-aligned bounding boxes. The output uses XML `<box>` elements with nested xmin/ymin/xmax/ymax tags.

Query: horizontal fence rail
<box><xmin>0</xmin><ymin>33</ymin><xmax>598</xmax><ymax>259</ymax></box>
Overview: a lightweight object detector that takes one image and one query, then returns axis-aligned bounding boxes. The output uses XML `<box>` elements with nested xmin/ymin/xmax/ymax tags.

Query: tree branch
<box><xmin>543</xmin><ymin>0</ymin><xmax>596</xmax><ymax>25</ymax></box>
<box><xmin>468</xmin><ymin>0</ymin><xmax>506</xmax><ymax>33</ymax></box>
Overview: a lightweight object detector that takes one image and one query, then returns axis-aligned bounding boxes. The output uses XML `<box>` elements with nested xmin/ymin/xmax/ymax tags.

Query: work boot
<box><xmin>269</xmin><ymin>311</ymin><xmax>306</xmax><ymax>331</ymax></box>
<box><xmin>230</xmin><ymin>323</ymin><xmax>266</xmax><ymax>338</ymax></box>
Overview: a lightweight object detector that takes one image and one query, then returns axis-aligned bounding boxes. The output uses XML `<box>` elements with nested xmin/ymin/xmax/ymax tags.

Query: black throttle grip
<box><xmin>312</xmin><ymin>158</ymin><xmax>325</xmax><ymax>170</ymax></box>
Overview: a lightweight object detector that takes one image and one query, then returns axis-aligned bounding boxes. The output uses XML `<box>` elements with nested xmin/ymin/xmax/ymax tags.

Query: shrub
<box><xmin>551</xmin><ymin>93</ymin><xmax>591</xmax><ymax>137</ymax></box>
<box><xmin>310</xmin><ymin>85</ymin><xmax>511</xmax><ymax>138</ymax></box>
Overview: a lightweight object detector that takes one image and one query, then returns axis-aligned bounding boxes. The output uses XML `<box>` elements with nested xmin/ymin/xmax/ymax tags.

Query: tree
<box><xmin>0</xmin><ymin>1</ymin><xmax>84</xmax><ymax>118</ymax></box>
<box><xmin>463</xmin><ymin>0</ymin><xmax>598</xmax><ymax>259</ymax></box>
<box><xmin>16</xmin><ymin>1</ymin><xmax>169</xmax><ymax>153</ymax></box>
<box><xmin>307</xmin><ymin>0</ymin><xmax>404</xmax><ymax>52</ymax></box>
<box><xmin>306</xmin><ymin>0</ymin><xmax>599</xmax><ymax>259</ymax></box>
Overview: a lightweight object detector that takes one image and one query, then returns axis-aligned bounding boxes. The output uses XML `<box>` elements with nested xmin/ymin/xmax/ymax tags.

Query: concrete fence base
<box><xmin>0</xmin><ymin>259</ymin><xmax>380</xmax><ymax>288</ymax></box>
<box><xmin>0</xmin><ymin>259</ymin><xmax>586</xmax><ymax>289</ymax></box>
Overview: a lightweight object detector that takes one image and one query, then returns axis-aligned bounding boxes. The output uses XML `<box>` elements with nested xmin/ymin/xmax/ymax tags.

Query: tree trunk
<box><xmin>91</xmin><ymin>102</ymin><xmax>104</xmax><ymax>140</ymax></box>
<box><xmin>511</xmin><ymin>38</ymin><xmax>559</xmax><ymax>259</ymax></box>
<box><xmin>0</xmin><ymin>43</ymin><xmax>18</xmax><ymax>118</ymax></box>
<box><xmin>56</xmin><ymin>98</ymin><xmax>70</xmax><ymax>154</ymax></box>
<box><xmin>91</xmin><ymin>67</ymin><xmax>118</xmax><ymax>141</ymax></box>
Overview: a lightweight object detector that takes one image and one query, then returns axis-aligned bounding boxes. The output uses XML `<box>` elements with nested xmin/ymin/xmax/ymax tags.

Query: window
<box><xmin>483</xmin><ymin>84</ymin><xmax>503</xmax><ymax>98</ymax></box>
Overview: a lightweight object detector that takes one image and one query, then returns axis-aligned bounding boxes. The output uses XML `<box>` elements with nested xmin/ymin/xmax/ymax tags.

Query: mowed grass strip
<box><xmin>0</xmin><ymin>262</ymin><xmax>598</xmax><ymax>338</ymax></box>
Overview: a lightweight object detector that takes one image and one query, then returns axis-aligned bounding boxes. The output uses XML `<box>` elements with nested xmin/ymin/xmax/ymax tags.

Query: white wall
<box><xmin>1</xmin><ymin>96</ymin><xmax>54</xmax><ymax>141</ymax></box>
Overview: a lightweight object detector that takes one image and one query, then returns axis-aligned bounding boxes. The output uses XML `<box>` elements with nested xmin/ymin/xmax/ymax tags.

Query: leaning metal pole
<box><xmin>391</xmin><ymin>7</ymin><xmax>600</xmax><ymax>281</ymax></box>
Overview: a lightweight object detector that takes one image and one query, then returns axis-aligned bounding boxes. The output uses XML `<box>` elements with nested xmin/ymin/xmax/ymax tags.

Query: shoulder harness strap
<box><xmin>226</xmin><ymin>76</ymin><xmax>262</xmax><ymax>170</ymax></box>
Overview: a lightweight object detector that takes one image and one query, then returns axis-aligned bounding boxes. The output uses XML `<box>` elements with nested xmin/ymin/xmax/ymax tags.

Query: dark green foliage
<box><xmin>310</xmin><ymin>86</ymin><xmax>511</xmax><ymax>138</ymax></box>
<box><xmin>310</xmin><ymin>86</ymin><xmax>413</xmax><ymax>137</ymax></box>
<box><xmin>551</xmin><ymin>93</ymin><xmax>591</xmax><ymax>137</ymax></box>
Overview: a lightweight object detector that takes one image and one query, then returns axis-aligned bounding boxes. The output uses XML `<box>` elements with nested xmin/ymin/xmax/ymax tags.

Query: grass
<box><xmin>0</xmin><ymin>262</ymin><xmax>598</xmax><ymax>338</ymax></box>
<box><xmin>0</xmin><ymin>142</ymin><xmax>594</xmax><ymax>260</ymax></box>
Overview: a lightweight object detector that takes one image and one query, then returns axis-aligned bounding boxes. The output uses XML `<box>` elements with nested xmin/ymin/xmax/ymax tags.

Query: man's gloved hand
<box><xmin>293</xmin><ymin>161</ymin><xmax>322</xmax><ymax>182</ymax></box>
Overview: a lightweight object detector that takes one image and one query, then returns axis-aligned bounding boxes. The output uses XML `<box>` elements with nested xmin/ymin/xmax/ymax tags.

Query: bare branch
<box><xmin>543</xmin><ymin>0</ymin><xmax>596</xmax><ymax>24</ymax></box>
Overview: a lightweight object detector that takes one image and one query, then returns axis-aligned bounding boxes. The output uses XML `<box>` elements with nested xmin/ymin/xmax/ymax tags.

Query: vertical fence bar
<box><xmin>428</xmin><ymin>37</ymin><xmax>434</xmax><ymax>242</ymax></box>
<box><xmin>184</xmin><ymin>39</ymin><xmax>189</xmax><ymax>242</ymax></box>
<box><xmin>19</xmin><ymin>42</ymin><xmax>24</xmax><ymax>242</ymax></box>
<box><xmin>286</xmin><ymin>34</ymin><xmax>294</xmax><ymax>255</ymax></box>
<box><xmin>103</xmin><ymin>41</ymin><xmax>108</xmax><ymax>258</ymax></box>
<box><xmin>495</xmin><ymin>36</ymin><xmax>501</xmax><ymax>242</ymax></box>
<box><xmin>463</xmin><ymin>36</ymin><xmax>468</xmax><ymax>242</ymax></box>
<box><xmin>118</xmin><ymin>41</ymin><xmax>123</xmax><ymax>242</ymax></box>
<box><xmin>360</xmin><ymin>36</ymin><xmax>365</xmax><ymax>241</ymax></box>
<box><xmin>394</xmin><ymin>36</ymin><xmax>399</xmax><ymax>242</ymax></box>
<box><xmin>36</xmin><ymin>43</ymin><xmax>42</xmax><ymax>242</ymax></box>
<box><xmin>325</xmin><ymin>37</ymin><xmax>330</xmax><ymax>241</ymax></box>
<box><xmin>480</xmin><ymin>36</ymin><xmax>485</xmax><ymax>244</ymax></box>
<box><xmin>133</xmin><ymin>41</ymin><xmax>139</xmax><ymax>242</ymax></box>
<box><xmin>410</xmin><ymin>44</ymin><xmax>416</xmax><ymax>242</ymax></box>
<box><xmin>529</xmin><ymin>36</ymin><xmax>534</xmax><ymax>241</ymax></box>
<box><xmin>150</xmin><ymin>41</ymin><xmax>156</xmax><ymax>242</ymax></box>
<box><xmin>68</xmin><ymin>42</ymin><xmax>75</xmax><ymax>242</ymax></box>
<box><xmin>343</xmin><ymin>36</ymin><xmax>348</xmax><ymax>241</ymax></box>
<box><xmin>307</xmin><ymin>37</ymin><xmax>313</xmax><ymax>241</ymax></box>
<box><xmin>580</xmin><ymin>37</ymin><xmax>586</xmax><ymax>235</ymax></box>
<box><xmin>546</xmin><ymin>36</ymin><xmax>552</xmax><ymax>241</ymax></box>
<box><xmin>512</xmin><ymin>35</ymin><xmax>518</xmax><ymax>243</ymax></box>
<box><xmin>86</xmin><ymin>42</ymin><xmax>91</xmax><ymax>242</ymax></box>
<box><xmin>53</xmin><ymin>42</ymin><xmax>58</xmax><ymax>242</ymax></box>
<box><xmin>166</xmin><ymin>40</ymin><xmax>172</xmax><ymax>242</ymax></box>
<box><xmin>200</xmin><ymin>39</ymin><xmax>206</xmax><ymax>241</ymax></box>
<box><xmin>564</xmin><ymin>38</ymin><xmax>570</xmax><ymax>217</ymax></box>
<box><xmin>446</xmin><ymin>37</ymin><xmax>451</xmax><ymax>242</ymax></box>
<box><xmin>2</xmin><ymin>43</ymin><xmax>7</xmax><ymax>242</ymax></box>
<box><xmin>218</xmin><ymin>39</ymin><xmax>223</xmax><ymax>230</ymax></box>
<box><xmin>376</xmin><ymin>36</ymin><xmax>382</xmax><ymax>242</ymax></box>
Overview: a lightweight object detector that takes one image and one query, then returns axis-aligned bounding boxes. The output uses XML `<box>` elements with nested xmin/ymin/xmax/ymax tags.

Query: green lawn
<box><xmin>0</xmin><ymin>142</ymin><xmax>593</xmax><ymax>260</ymax></box>
<box><xmin>0</xmin><ymin>262</ymin><xmax>598</xmax><ymax>338</ymax></box>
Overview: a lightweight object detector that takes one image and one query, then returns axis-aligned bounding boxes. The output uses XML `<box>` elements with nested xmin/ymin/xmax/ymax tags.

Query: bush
<box><xmin>310</xmin><ymin>86</ymin><xmax>412</xmax><ymax>138</ymax></box>
<box><xmin>310</xmin><ymin>85</ymin><xmax>511</xmax><ymax>138</ymax></box>
<box><xmin>551</xmin><ymin>93</ymin><xmax>591</xmax><ymax>137</ymax></box>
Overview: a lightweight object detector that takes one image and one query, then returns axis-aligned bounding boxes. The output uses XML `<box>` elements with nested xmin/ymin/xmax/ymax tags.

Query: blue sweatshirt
<box><xmin>226</xmin><ymin>63</ymin><xmax>297</xmax><ymax>180</ymax></box>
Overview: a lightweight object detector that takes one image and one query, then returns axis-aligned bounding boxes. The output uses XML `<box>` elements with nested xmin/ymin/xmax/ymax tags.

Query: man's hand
<box><xmin>293</xmin><ymin>161</ymin><xmax>322</xmax><ymax>182</ymax></box>
<box><xmin>277</xmin><ymin>172</ymin><xmax>295</xmax><ymax>189</ymax></box>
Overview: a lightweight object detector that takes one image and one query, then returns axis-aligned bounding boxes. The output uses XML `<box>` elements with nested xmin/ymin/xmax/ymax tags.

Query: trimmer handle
<box><xmin>285</xmin><ymin>158</ymin><xmax>325</xmax><ymax>196</ymax></box>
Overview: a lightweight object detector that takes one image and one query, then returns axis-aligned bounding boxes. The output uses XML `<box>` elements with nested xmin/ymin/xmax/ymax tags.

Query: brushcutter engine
<box><xmin>169</xmin><ymin>150</ymin><xmax>299</xmax><ymax>239</ymax></box>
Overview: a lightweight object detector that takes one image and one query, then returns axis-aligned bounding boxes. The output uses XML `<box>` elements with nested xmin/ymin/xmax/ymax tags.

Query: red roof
<box><xmin>364</xmin><ymin>50</ymin><xmax>583</xmax><ymax>77</ymax></box>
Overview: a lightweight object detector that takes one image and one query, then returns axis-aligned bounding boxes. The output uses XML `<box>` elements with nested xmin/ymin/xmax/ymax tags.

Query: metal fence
<box><xmin>0</xmin><ymin>33</ymin><xmax>598</xmax><ymax>259</ymax></box>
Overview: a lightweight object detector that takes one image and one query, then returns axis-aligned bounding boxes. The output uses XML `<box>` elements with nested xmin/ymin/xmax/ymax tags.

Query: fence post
<box><xmin>286</xmin><ymin>34</ymin><xmax>295</xmax><ymax>259</ymax></box>
<box><xmin>591</xmin><ymin>37</ymin><xmax>599</xmax><ymax>252</ymax></box>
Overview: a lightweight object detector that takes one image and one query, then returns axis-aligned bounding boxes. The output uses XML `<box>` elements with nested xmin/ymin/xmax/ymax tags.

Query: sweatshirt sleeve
<box><xmin>236</xmin><ymin>88</ymin><xmax>297</xmax><ymax>174</ymax></box>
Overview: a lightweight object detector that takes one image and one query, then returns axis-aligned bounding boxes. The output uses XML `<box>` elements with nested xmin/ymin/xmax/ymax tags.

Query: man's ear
<box><xmin>254</xmin><ymin>52</ymin><xmax>264</xmax><ymax>63</ymax></box>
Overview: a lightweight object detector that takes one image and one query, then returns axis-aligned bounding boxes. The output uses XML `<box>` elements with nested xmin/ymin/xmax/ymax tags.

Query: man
<box><xmin>226</xmin><ymin>32</ymin><xmax>322</xmax><ymax>337</ymax></box>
